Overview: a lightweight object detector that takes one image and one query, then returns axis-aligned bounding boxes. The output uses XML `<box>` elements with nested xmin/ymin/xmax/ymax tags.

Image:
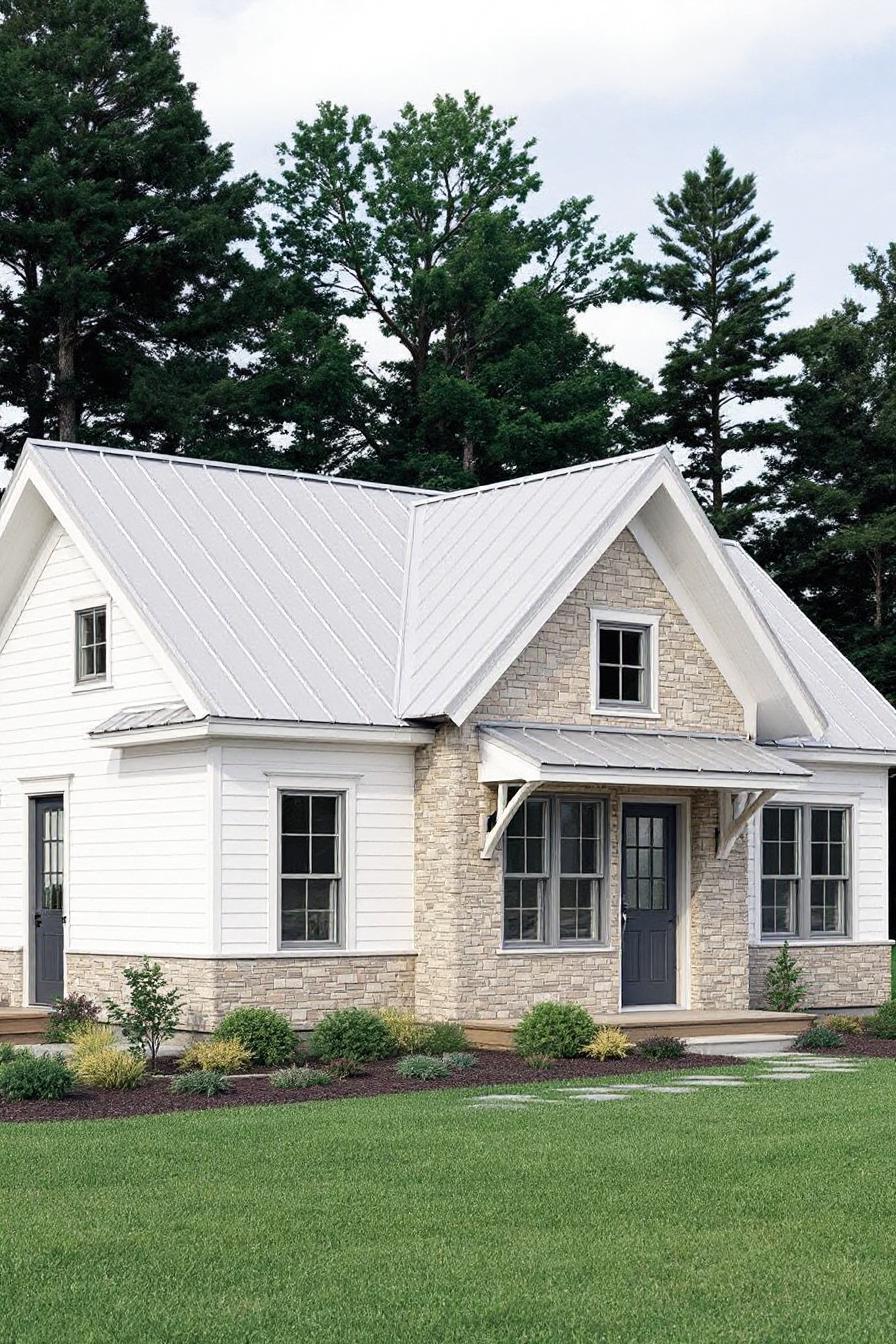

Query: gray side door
<box><xmin>621</xmin><ymin>803</ymin><xmax>677</xmax><ymax>1007</ymax></box>
<box><xmin>32</xmin><ymin>796</ymin><xmax>65</xmax><ymax>1005</ymax></box>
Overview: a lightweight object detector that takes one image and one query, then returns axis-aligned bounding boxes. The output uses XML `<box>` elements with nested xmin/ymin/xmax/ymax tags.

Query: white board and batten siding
<box><xmin>0</xmin><ymin>527</ymin><xmax>209</xmax><ymax>973</ymax></box>
<box><xmin>748</xmin><ymin>758</ymin><xmax>890</xmax><ymax>944</ymax></box>
<box><xmin>218</xmin><ymin>742</ymin><xmax>415</xmax><ymax>955</ymax></box>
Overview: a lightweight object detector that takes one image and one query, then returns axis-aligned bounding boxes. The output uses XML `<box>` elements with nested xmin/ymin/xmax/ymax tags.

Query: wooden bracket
<box><xmin>480</xmin><ymin>781</ymin><xmax>539</xmax><ymax>860</ymax></box>
<box><xmin>716</xmin><ymin>788</ymin><xmax>776</xmax><ymax>860</ymax></box>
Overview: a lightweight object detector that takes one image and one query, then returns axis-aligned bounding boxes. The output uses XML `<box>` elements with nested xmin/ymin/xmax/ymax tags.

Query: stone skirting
<box><xmin>0</xmin><ymin>949</ymin><xmax>23</xmax><ymax>1006</ymax></box>
<box><xmin>748</xmin><ymin>943</ymin><xmax>892</xmax><ymax>1010</ymax></box>
<box><xmin>65</xmin><ymin>952</ymin><xmax>417</xmax><ymax>1032</ymax></box>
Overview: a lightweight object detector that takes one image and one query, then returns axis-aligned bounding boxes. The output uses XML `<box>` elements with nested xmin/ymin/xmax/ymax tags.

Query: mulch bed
<box><xmin>803</xmin><ymin>1035</ymin><xmax>896</xmax><ymax>1059</ymax></box>
<box><xmin>0</xmin><ymin>1049</ymin><xmax>742</xmax><ymax>1125</ymax></box>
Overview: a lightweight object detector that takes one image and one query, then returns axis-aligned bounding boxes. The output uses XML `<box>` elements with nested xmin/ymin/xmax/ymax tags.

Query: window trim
<box><xmin>268</xmin><ymin>773</ymin><xmax>358</xmax><ymax>953</ymax></box>
<box><xmin>590</xmin><ymin>607</ymin><xmax>660</xmax><ymax>718</ymax></box>
<box><xmin>758</xmin><ymin>802</ymin><xmax>853</xmax><ymax>942</ymax></box>
<box><xmin>73</xmin><ymin>601</ymin><xmax>111</xmax><ymax>690</ymax></box>
<box><xmin>502</xmin><ymin>794</ymin><xmax>609</xmax><ymax>950</ymax></box>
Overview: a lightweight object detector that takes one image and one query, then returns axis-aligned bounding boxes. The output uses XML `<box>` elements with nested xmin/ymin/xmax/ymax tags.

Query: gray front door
<box><xmin>32</xmin><ymin>796</ymin><xmax>64</xmax><ymax>1005</ymax></box>
<box><xmin>621</xmin><ymin>803</ymin><xmax>677</xmax><ymax>1007</ymax></box>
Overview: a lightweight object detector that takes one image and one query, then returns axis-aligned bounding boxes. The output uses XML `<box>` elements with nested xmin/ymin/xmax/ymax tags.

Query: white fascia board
<box><xmin>17</xmin><ymin>449</ymin><xmax>209</xmax><ymax>719</ymax></box>
<box><xmin>91</xmin><ymin>717</ymin><xmax>435</xmax><ymax>749</ymax></box>
<box><xmin>770</xmin><ymin>747</ymin><xmax>896</xmax><ymax>767</ymax></box>
<box><xmin>447</xmin><ymin>453</ymin><xmax>671</xmax><ymax>725</ymax></box>
<box><xmin>515</xmin><ymin>765</ymin><xmax>807</xmax><ymax>791</ymax></box>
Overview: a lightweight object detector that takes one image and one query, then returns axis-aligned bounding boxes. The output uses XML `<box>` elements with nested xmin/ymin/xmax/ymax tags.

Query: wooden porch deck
<box><xmin>0</xmin><ymin>1006</ymin><xmax>51</xmax><ymax>1044</ymax></box>
<box><xmin>462</xmin><ymin>1008</ymin><xmax>815</xmax><ymax>1051</ymax></box>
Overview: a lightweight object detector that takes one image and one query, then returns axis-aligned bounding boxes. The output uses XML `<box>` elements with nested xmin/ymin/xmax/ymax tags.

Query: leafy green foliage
<box><xmin>415</xmin><ymin>1023</ymin><xmax>470</xmax><ymax>1055</ymax></box>
<box><xmin>795</xmin><ymin>1026</ymin><xmax>842</xmax><ymax>1051</ymax></box>
<box><xmin>638</xmin><ymin>1036</ymin><xmax>686</xmax><ymax>1060</ymax></box>
<box><xmin>105</xmin><ymin>960</ymin><xmax>183</xmax><ymax>1069</ymax></box>
<box><xmin>441</xmin><ymin>1052</ymin><xmax>477</xmax><ymax>1071</ymax></box>
<box><xmin>865</xmin><ymin>1000</ymin><xmax>896</xmax><ymax>1039</ymax></box>
<box><xmin>74</xmin><ymin>1048</ymin><xmax>145</xmax><ymax>1090</ymax></box>
<box><xmin>395</xmin><ymin>1055</ymin><xmax>452</xmax><ymax>1080</ymax></box>
<box><xmin>0</xmin><ymin>1043</ymin><xmax>17</xmax><ymax>1065</ymax></box>
<box><xmin>823</xmin><ymin>1015</ymin><xmax>865</xmax><ymax>1035</ymax></box>
<box><xmin>270</xmin><ymin>1066</ymin><xmax>335</xmax><ymax>1090</ymax></box>
<box><xmin>169</xmin><ymin>1071</ymin><xmax>231</xmax><ymax>1098</ymax></box>
<box><xmin>0</xmin><ymin>1050</ymin><xmax>73</xmax><ymax>1100</ymax></box>
<box><xmin>763</xmin><ymin>942</ymin><xmax>807</xmax><ymax>1012</ymax></box>
<box><xmin>323</xmin><ymin>1057</ymin><xmax>366</xmax><ymax>1079</ymax></box>
<box><xmin>308</xmin><ymin>1009</ymin><xmax>396</xmax><ymax>1063</ymax></box>
<box><xmin>44</xmin><ymin>994</ymin><xmax>100</xmax><ymax>1044</ymax></box>
<box><xmin>213</xmin><ymin>1008</ymin><xmax>296</xmax><ymax>1066</ymax></box>
<box><xmin>377</xmin><ymin>1008</ymin><xmax>431</xmax><ymax>1054</ymax></box>
<box><xmin>514</xmin><ymin>1002</ymin><xmax>596</xmax><ymax>1059</ymax></box>
<box><xmin>641</xmin><ymin>146</ymin><xmax>792</xmax><ymax>533</ymax></box>
<box><xmin>178</xmin><ymin>1039</ymin><xmax>252</xmax><ymax>1074</ymax></box>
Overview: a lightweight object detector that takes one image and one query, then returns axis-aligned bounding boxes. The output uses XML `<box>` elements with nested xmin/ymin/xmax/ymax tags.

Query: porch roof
<box><xmin>478</xmin><ymin>722</ymin><xmax>812</xmax><ymax>792</ymax></box>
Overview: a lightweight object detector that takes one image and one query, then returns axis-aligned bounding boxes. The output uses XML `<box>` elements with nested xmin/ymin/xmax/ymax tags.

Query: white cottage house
<box><xmin>0</xmin><ymin>439</ymin><xmax>892</xmax><ymax>1036</ymax></box>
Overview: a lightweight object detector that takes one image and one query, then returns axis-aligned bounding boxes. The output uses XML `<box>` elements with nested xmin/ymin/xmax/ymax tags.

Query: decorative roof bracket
<box><xmin>480</xmin><ymin>781</ymin><xmax>540</xmax><ymax>860</ymax></box>
<box><xmin>716</xmin><ymin>787</ymin><xmax>776</xmax><ymax>860</ymax></box>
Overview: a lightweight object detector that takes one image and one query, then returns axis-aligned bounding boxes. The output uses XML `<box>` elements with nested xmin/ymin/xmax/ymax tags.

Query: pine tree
<box><xmin>0</xmin><ymin>0</ymin><xmax>258</xmax><ymax>466</ymax></box>
<box><xmin>645</xmin><ymin>147</ymin><xmax>792</xmax><ymax>533</ymax></box>
<box><xmin>267</xmin><ymin>93</ymin><xmax>652</xmax><ymax>488</ymax></box>
<box><xmin>763</xmin><ymin>942</ymin><xmax>806</xmax><ymax>1012</ymax></box>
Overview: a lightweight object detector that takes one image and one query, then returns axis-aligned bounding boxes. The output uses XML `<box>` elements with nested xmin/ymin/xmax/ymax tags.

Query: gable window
<box><xmin>591</xmin><ymin>609</ymin><xmax>659</xmax><ymax>715</ymax></box>
<box><xmin>75</xmin><ymin>606</ymin><xmax>107</xmax><ymax>683</ymax></box>
<box><xmin>504</xmin><ymin>796</ymin><xmax>606</xmax><ymax>946</ymax></box>
<box><xmin>280</xmin><ymin>791</ymin><xmax>343</xmax><ymax>946</ymax></box>
<box><xmin>760</xmin><ymin>804</ymin><xmax>850</xmax><ymax>939</ymax></box>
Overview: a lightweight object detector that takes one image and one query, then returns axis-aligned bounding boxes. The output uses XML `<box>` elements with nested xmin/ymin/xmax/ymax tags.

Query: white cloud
<box><xmin>580</xmin><ymin>301</ymin><xmax>683</xmax><ymax>381</ymax></box>
<box><xmin>151</xmin><ymin>0</ymin><xmax>896</xmax><ymax>170</ymax></box>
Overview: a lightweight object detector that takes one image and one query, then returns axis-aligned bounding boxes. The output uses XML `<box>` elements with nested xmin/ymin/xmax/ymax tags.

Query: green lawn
<box><xmin>2</xmin><ymin>1062</ymin><xmax>896</xmax><ymax>1344</ymax></box>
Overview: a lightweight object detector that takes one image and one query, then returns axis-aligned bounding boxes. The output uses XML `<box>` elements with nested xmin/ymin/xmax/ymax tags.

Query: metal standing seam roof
<box><xmin>480</xmin><ymin>723</ymin><xmax>812</xmax><ymax>780</ymax></box>
<box><xmin>90</xmin><ymin>702</ymin><xmax>201</xmax><ymax>736</ymax></box>
<box><xmin>724</xmin><ymin>542</ymin><xmax>896</xmax><ymax>752</ymax></box>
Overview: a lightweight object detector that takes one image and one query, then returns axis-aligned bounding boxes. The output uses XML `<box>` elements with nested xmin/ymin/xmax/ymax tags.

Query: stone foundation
<box><xmin>748</xmin><ymin>943</ymin><xmax>892</xmax><ymax>1010</ymax></box>
<box><xmin>0</xmin><ymin>949</ymin><xmax>23</xmax><ymax>1006</ymax></box>
<box><xmin>65</xmin><ymin>952</ymin><xmax>416</xmax><ymax>1032</ymax></box>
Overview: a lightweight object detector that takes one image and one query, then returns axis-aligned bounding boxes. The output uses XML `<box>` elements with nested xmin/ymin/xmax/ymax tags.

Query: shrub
<box><xmin>395</xmin><ymin>1054</ymin><xmax>451</xmax><ymax>1080</ymax></box>
<box><xmin>105</xmin><ymin>959</ymin><xmax>183</xmax><ymax>1068</ymax></box>
<box><xmin>324</xmin><ymin>1056</ymin><xmax>365</xmax><ymax>1079</ymax></box>
<box><xmin>170</xmin><ymin>1070</ymin><xmax>231</xmax><ymax>1097</ymax></box>
<box><xmin>270</xmin><ymin>1066</ymin><xmax>335</xmax><ymax>1090</ymax></box>
<box><xmin>74</xmin><ymin>1048</ymin><xmax>146</xmax><ymax>1091</ymax></box>
<box><xmin>521</xmin><ymin>1053</ymin><xmax>555</xmax><ymax>1070</ymax></box>
<box><xmin>0</xmin><ymin>1043</ymin><xmax>18</xmax><ymax>1065</ymax></box>
<box><xmin>583</xmin><ymin>1026</ymin><xmax>633</xmax><ymax>1061</ymax></box>
<box><xmin>865</xmin><ymin>1000</ymin><xmax>896</xmax><ymax>1039</ymax></box>
<box><xmin>308</xmin><ymin>1008</ymin><xmax>395</xmax><ymax>1063</ymax></box>
<box><xmin>178</xmin><ymin>1039</ymin><xmax>252</xmax><ymax>1074</ymax></box>
<box><xmin>442</xmin><ymin>1051</ymin><xmax>477</xmax><ymax>1071</ymax></box>
<box><xmin>377</xmin><ymin>1008</ymin><xmax>429</xmax><ymax>1054</ymax></box>
<box><xmin>415</xmin><ymin>1022</ymin><xmax>470</xmax><ymax>1055</ymax></box>
<box><xmin>795</xmin><ymin>1025</ymin><xmax>842</xmax><ymax>1051</ymax></box>
<box><xmin>515</xmin><ymin>1002</ymin><xmax>595</xmax><ymax>1059</ymax></box>
<box><xmin>214</xmin><ymin>1007</ymin><xmax>296</xmax><ymax>1065</ymax></box>
<box><xmin>764</xmin><ymin>942</ymin><xmax>806</xmax><ymax>1011</ymax></box>
<box><xmin>70</xmin><ymin>1023</ymin><xmax>117</xmax><ymax>1072</ymax></box>
<box><xmin>823</xmin><ymin>1015</ymin><xmax>865</xmax><ymax>1035</ymax></box>
<box><xmin>638</xmin><ymin>1035</ymin><xmax>686</xmax><ymax>1060</ymax></box>
<box><xmin>0</xmin><ymin>1051</ymin><xmax>73</xmax><ymax>1101</ymax></box>
<box><xmin>44</xmin><ymin>993</ymin><xmax>100</xmax><ymax>1043</ymax></box>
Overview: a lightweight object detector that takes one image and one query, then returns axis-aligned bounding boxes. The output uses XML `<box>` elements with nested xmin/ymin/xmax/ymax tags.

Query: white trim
<box><xmin>266</xmin><ymin>773</ymin><xmax>359</xmax><ymax>954</ymax></box>
<box><xmin>64</xmin><ymin>947</ymin><xmax>417</xmax><ymax>960</ymax></box>
<box><xmin>590</xmin><ymin>607</ymin><xmax>661</xmax><ymax>717</ymax></box>
<box><xmin>208</xmin><ymin>745</ymin><xmax>223</xmax><ymax>955</ymax></box>
<box><xmin>90</xmin><ymin>718</ymin><xmax>435</xmax><ymax>749</ymax></box>
<box><xmin>0</xmin><ymin>520</ymin><xmax>62</xmax><ymax>659</ymax></box>
<box><xmin>495</xmin><ymin>946</ymin><xmax>616</xmax><ymax>957</ymax></box>
<box><xmin>17</xmin><ymin>775</ymin><xmax>71</xmax><ymax>1007</ymax></box>
<box><xmin>71</xmin><ymin>597</ymin><xmax>113</xmax><ymax>692</ymax></box>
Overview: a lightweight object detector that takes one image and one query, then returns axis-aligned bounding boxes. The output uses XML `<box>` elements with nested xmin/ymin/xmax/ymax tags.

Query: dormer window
<box><xmin>75</xmin><ymin>606</ymin><xmax>107</xmax><ymax>684</ymax></box>
<box><xmin>591</xmin><ymin>608</ymin><xmax>659</xmax><ymax>716</ymax></box>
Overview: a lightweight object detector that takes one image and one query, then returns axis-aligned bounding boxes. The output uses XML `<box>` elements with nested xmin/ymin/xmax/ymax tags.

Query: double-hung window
<box><xmin>591</xmin><ymin>609</ymin><xmax>659</xmax><ymax>714</ymax></box>
<box><xmin>503</xmin><ymin>796</ymin><xmax>606</xmax><ymax>946</ymax></box>
<box><xmin>760</xmin><ymin>804</ymin><xmax>850</xmax><ymax>939</ymax></box>
<box><xmin>280</xmin><ymin>791</ymin><xmax>343</xmax><ymax>946</ymax></box>
<box><xmin>75</xmin><ymin>606</ymin><xmax>107</xmax><ymax>683</ymax></box>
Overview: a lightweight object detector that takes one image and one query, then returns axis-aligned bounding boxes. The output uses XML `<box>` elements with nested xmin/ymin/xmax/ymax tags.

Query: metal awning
<box><xmin>478</xmin><ymin>723</ymin><xmax>812</xmax><ymax>860</ymax></box>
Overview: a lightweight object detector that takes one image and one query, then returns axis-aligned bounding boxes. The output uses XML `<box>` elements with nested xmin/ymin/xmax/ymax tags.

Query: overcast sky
<box><xmin>151</xmin><ymin>0</ymin><xmax>896</xmax><ymax>380</ymax></box>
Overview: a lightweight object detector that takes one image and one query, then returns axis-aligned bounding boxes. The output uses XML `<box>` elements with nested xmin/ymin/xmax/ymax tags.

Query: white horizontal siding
<box><xmin>219</xmin><ymin>742</ymin><xmax>415</xmax><ymax>954</ymax></box>
<box><xmin>0</xmin><ymin>527</ymin><xmax>209</xmax><ymax>970</ymax></box>
<box><xmin>748</xmin><ymin>760</ymin><xmax>890</xmax><ymax>943</ymax></box>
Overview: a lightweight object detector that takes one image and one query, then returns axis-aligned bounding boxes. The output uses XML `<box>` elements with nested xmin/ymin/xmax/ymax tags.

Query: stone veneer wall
<box><xmin>413</xmin><ymin>528</ymin><xmax>752</xmax><ymax>1020</ymax></box>
<box><xmin>748</xmin><ymin>944</ymin><xmax>892</xmax><ymax>1010</ymax></box>
<box><xmin>66</xmin><ymin>952</ymin><xmax>416</xmax><ymax>1033</ymax></box>
<box><xmin>0</xmin><ymin>949</ymin><xmax>23</xmax><ymax>1006</ymax></box>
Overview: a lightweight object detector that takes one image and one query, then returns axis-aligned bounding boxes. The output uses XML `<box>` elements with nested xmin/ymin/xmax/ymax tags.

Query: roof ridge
<box><xmin>409</xmin><ymin>447</ymin><xmax>669</xmax><ymax>509</ymax></box>
<box><xmin>24</xmin><ymin>439</ymin><xmax>440</xmax><ymax>499</ymax></box>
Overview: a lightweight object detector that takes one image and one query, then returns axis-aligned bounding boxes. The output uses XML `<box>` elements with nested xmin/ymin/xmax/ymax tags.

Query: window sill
<box><xmin>754</xmin><ymin>937</ymin><xmax>853</xmax><ymax>947</ymax></box>
<box><xmin>274</xmin><ymin>947</ymin><xmax>416</xmax><ymax>958</ymax></box>
<box><xmin>590</xmin><ymin>706</ymin><xmax>660</xmax><ymax>720</ymax></box>
<box><xmin>497</xmin><ymin>945</ymin><xmax>615</xmax><ymax>956</ymax></box>
<box><xmin>72</xmin><ymin>680</ymin><xmax>112</xmax><ymax>695</ymax></box>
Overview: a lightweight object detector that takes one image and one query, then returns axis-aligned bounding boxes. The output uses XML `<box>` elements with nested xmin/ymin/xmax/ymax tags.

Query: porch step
<box><xmin>683</xmin><ymin>1033</ymin><xmax>799</xmax><ymax>1057</ymax></box>
<box><xmin>0</xmin><ymin>1007</ymin><xmax>51</xmax><ymax>1044</ymax></box>
<box><xmin>462</xmin><ymin>1010</ymin><xmax>815</xmax><ymax>1052</ymax></box>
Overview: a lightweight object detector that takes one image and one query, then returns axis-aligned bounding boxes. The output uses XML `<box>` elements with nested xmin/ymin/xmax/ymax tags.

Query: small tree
<box><xmin>105</xmin><ymin>959</ymin><xmax>183</xmax><ymax>1069</ymax></box>
<box><xmin>764</xmin><ymin>942</ymin><xmax>806</xmax><ymax>1012</ymax></box>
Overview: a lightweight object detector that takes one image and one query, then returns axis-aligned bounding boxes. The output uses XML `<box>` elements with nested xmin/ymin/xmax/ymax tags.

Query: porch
<box><xmin>0</xmin><ymin>1006</ymin><xmax>50</xmax><ymax>1044</ymax></box>
<box><xmin>462</xmin><ymin>1007</ymin><xmax>816</xmax><ymax>1052</ymax></box>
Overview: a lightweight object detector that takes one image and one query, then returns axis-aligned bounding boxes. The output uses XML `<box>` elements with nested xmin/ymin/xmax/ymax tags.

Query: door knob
<box><xmin>34</xmin><ymin>911</ymin><xmax>42</xmax><ymax>927</ymax></box>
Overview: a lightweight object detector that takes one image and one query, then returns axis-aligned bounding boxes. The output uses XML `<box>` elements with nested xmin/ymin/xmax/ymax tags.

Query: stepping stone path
<box><xmin>464</xmin><ymin>1054</ymin><xmax>866</xmax><ymax>1111</ymax></box>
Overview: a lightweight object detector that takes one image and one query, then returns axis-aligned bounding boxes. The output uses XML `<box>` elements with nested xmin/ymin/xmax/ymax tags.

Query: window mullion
<box><xmin>799</xmin><ymin>806</ymin><xmax>810</xmax><ymax>938</ymax></box>
<box><xmin>547</xmin><ymin>799</ymin><xmax>558</xmax><ymax>945</ymax></box>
